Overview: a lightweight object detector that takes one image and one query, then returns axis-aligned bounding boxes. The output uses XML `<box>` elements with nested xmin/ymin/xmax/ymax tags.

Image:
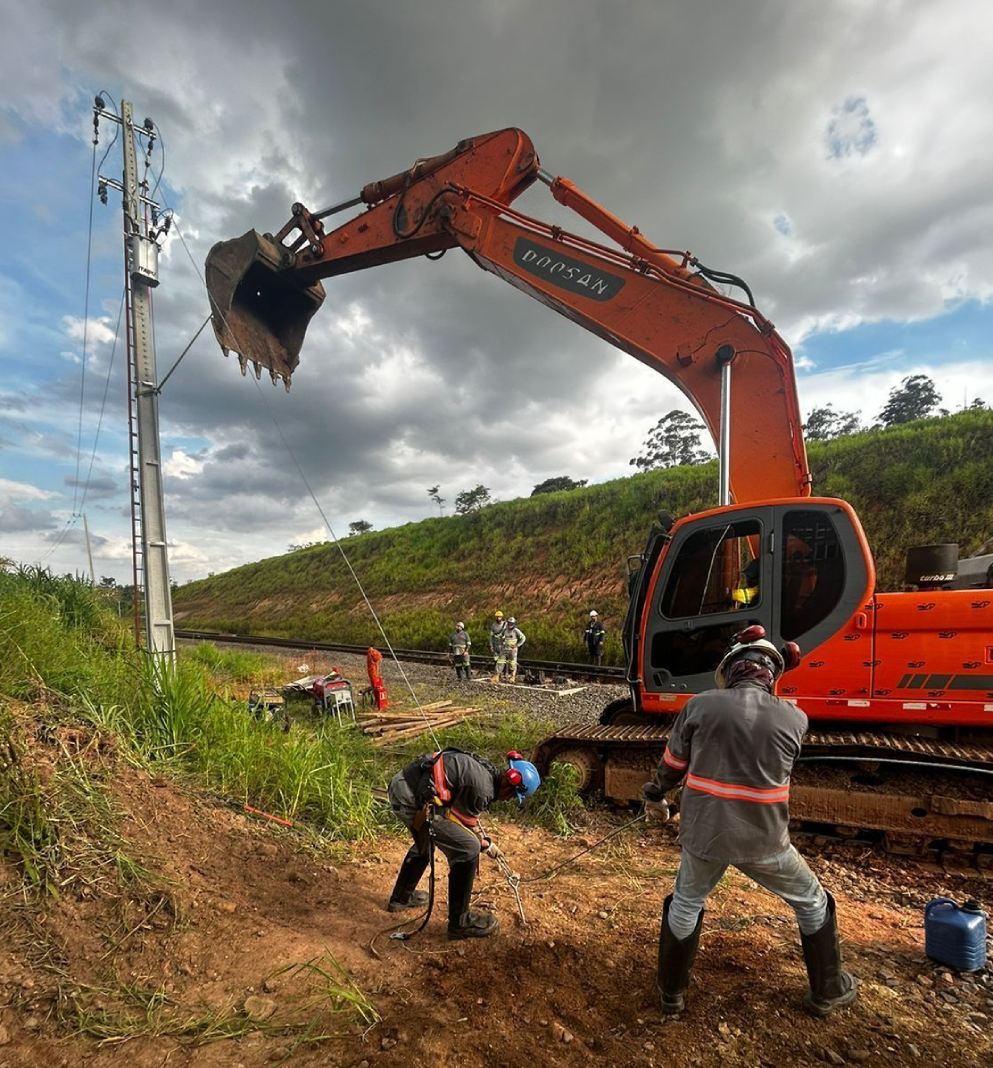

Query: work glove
<box><xmin>483</xmin><ymin>839</ymin><xmax>504</xmax><ymax>861</ymax></box>
<box><xmin>641</xmin><ymin>781</ymin><xmax>671</xmax><ymax>824</ymax></box>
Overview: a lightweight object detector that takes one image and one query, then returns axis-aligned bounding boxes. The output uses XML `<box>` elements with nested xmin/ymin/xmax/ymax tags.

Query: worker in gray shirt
<box><xmin>387</xmin><ymin>748</ymin><xmax>541</xmax><ymax>939</ymax></box>
<box><xmin>643</xmin><ymin>625</ymin><xmax>857</xmax><ymax>1018</ymax></box>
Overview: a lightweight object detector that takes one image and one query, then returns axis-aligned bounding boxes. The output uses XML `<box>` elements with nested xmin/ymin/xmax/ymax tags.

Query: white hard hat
<box><xmin>715</xmin><ymin>637</ymin><xmax>785</xmax><ymax>688</ymax></box>
<box><xmin>456</xmin><ymin>622</ymin><xmax>465</xmax><ymax>629</ymax></box>
<box><xmin>589</xmin><ymin>609</ymin><xmax>598</xmax><ymax>617</ymax></box>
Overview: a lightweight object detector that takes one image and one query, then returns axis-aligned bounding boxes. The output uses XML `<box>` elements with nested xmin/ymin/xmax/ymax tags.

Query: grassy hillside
<box><xmin>173</xmin><ymin>410</ymin><xmax>993</xmax><ymax>663</ymax></box>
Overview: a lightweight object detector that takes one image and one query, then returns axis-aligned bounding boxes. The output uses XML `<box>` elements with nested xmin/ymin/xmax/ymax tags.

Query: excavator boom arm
<box><xmin>205</xmin><ymin>128</ymin><xmax>811</xmax><ymax>502</ymax></box>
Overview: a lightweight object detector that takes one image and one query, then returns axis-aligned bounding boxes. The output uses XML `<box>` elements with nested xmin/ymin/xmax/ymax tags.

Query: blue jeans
<box><xmin>668</xmin><ymin>845</ymin><xmax>828</xmax><ymax>939</ymax></box>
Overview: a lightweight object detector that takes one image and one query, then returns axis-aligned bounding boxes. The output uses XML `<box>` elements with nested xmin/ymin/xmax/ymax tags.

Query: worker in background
<box><xmin>732</xmin><ymin>558</ymin><xmax>760</xmax><ymax>608</ymax></box>
<box><xmin>449</xmin><ymin>622</ymin><xmax>472</xmax><ymax>681</ymax></box>
<box><xmin>386</xmin><ymin>748</ymin><xmax>541</xmax><ymax>939</ymax></box>
<box><xmin>583</xmin><ymin>609</ymin><xmax>606</xmax><ymax>665</ymax></box>
<box><xmin>492</xmin><ymin>616</ymin><xmax>526</xmax><ymax>683</ymax></box>
<box><xmin>642</xmin><ymin>625</ymin><xmax>857</xmax><ymax>1018</ymax></box>
<box><xmin>488</xmin><ymin>610</ymin><xmax>507</xmax><ymax>675</ymax></box>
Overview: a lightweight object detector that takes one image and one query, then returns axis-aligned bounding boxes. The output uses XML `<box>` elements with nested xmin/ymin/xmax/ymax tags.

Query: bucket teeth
<box><xmin>238</xmin><ymin>354</ymin><xmax>248</xmax><ymax>376</ymax></box>
<box><xmin>253</xmin><ymin>360</ymin><xmax>262</xmax><ymax>380</ymax></box>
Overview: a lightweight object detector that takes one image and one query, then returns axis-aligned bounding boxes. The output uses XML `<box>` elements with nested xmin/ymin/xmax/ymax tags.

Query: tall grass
<box><xmin>0</xmin><ymin>569</ymin><xmax>379</xmax><ymax>841</ymax></box>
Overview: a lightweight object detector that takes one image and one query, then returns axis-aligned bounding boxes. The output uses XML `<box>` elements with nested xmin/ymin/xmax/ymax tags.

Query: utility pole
<box><xmin>95</xmin><ymin>97</ymin><xmax>175</xmax><ymax>665</ymax></box>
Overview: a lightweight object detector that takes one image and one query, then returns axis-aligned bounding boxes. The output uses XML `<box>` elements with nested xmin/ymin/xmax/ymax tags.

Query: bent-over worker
<box><xmin>386</xmin><ymin>748</ymin><xmax>541</xmax><ymax>938</ymax></box>
<box><xmin>643</xmin><ymin>625</ymin><xmax>857</xmax><ymax>1017</ymax></box>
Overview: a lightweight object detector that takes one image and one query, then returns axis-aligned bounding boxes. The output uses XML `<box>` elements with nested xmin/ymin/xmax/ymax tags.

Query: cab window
<box><xmin>660</xmin><ymin>519</ymin><xmax>762</xmax><ymax>619</ymax></box>
<box><xmin>780</xmin><ymin>509</ymin><xmax>845</xmax><ymax>640</ymax></box>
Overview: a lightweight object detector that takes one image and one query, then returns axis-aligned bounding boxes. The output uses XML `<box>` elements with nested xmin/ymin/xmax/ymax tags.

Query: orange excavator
<box><xmin>205</xmin><ymin>128</ymin><xmax>993</xmax><ymax>853</ymax></box>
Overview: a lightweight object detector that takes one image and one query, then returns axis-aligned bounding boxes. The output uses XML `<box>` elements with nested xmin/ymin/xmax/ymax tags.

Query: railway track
<box><xmin>174</xmin><ymin>628</ymin><xmax>626</xmax><ymax>684</ymax></box>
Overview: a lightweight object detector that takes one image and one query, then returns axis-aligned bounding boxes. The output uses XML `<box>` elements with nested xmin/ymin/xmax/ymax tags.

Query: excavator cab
<box><xmin>204</xmin><ymin>230</ymin><xmax>326</xmax><ymax>388</ymax></box>
<box><xmin>630</xmin><ymin>498</ymin><xmax>874</xmax><ymax>702</ymax></box>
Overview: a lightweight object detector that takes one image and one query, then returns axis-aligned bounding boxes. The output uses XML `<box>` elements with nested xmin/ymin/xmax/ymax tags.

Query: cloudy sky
<box><xmin>2</xmin><ymin>0</ymin><xmax>992</xmax><ymax>584</ymax></box>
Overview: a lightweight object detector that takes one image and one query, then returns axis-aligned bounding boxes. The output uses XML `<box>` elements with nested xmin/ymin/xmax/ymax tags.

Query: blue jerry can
<box><xmin>924</xmin><ymin>897</ymin><xmax>988</xmax><ymax>972</ymax></box>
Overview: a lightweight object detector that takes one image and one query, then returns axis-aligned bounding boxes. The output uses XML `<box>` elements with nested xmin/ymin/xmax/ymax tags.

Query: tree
<box><xmin>454</xmin><ymin>484</ymin><xmax>492</xmax><ymax>514</ymax></box>
<box><xmin>803</xmin><ymin>405</ymin><xmax>861</xmax><ymax>441</ymax></box>
<box><xmin>99</xmin><ymin>575</ymin><xmax>117</xmax><ymax>588</ymax></box>
<box><xmin>531</xmin><ymin>475</ymin><xmax>588</xmax><ymax>496</ymax></box>
<box><xmin>877</xmin><ymin>374</ymin><xmax>941</xmax><ymax>427</ymax></box>
<box><xmin>348</xmin><ymin>520</ymin><xmax>373</xmax><ymax>536</ymax></box>
<box><xmin>427</xmin><ymin>485</ymin><xmax>446</xmax><ymax>515</ymax></box>
<box><xmin>629</xmin><ymin>410</ymin><xmax>710</xmax><ymax>470</ymax></box>
<box><xmin>968</xmin><ymin>397</ymin><xmax>989</xmax><ymax>411</ymax></box>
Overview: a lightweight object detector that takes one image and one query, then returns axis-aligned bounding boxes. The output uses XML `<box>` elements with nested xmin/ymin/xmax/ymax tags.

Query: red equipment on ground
<box><xmin>365</xmin><ymin>647</ymin><xmax>389</xmax><ymax>711</ymax></box>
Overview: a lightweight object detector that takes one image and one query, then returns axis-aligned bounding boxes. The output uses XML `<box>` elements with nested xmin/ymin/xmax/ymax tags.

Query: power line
<box><xmin>78</xmin><ymin>288</ymin><xmax>126</xmax><ymax>513</ymax></box>
<box><xmin>72</xmin><ymin>138</ymin><xmax>99</xmax><ymax>516</ymax></box>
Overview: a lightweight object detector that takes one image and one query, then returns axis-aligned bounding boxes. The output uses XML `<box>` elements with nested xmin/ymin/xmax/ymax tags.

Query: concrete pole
<box><xmin>121</xmin><ymin>100</ymin><xmax>175</xmax><ymax>664</ymax></box>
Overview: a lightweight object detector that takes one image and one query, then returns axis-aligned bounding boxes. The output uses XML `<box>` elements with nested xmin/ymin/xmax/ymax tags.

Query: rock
<box><xmin>940</xmin><ymin>971</ymin><xmax>955</xmax><ymax>984</ymax></box>
<box><xmin>915</xmin><ymin>974</ymin><xmax>933</xmax><ymax>987</ymax></box>
<box><xmin>0</xmin><ymin>1024</ymin><xmax>9</xmax><ymax>1045</ymax></box>
<box><xmin>217</xmin><ymin>900</ymin><xmax>237</xmax><ymax>914</ymax></box>
<box><xmin>24</xmin><ymin>1016</ymin><xmax>41</xmax><ymax>1031</ymax></box>
<box><xmin>381</xmin><ymin>1037</ymin><xmax>397</xmax><ymax>1050</ymax></box>
<box><xmin>550</xmin><ymin>1021</ymin><xmax>573</xmax><ymax>1043</ymax></box>
<box><xmin>907</xmin><ymin>1044</ymin><xmax>921</xmax><ymax>1059</ymax></box>
<box><xmin>643</xmin><ymin>1040</ymin><xmax>655</xmax><ymax>1051</ymax></box>
<box><xmin>262</xmin><ymin>977</ymin><xmax>279</xmax><ymax>993</ymax></box>
<box><xmin>824</xmin><ymin>1050</ymin><xmax>845</xmax><ymax>1066</ymax></box>
<box><xmin>243</xmin><ymin>995</ymin><xmax>276</xmax><ymax>1021</ymax></box>
<box><xmin>848</xmin><ymin>1051</ymin><xmax>872</xmax><ymax>1063</ymax></box>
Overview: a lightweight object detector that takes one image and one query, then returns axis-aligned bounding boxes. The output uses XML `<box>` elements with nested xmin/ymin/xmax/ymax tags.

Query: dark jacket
<box><xmin>584</xmin><ymin>619</ymin><xmax>606</xmax><ymax>650</ymax></box>
<box><xmin>401</xmin><ymin>749</ymin><xmax>499</xmax><ymax>829</ymax></box>
<box><xmin>650</xmin><ymin>683</ymin><xmax>807</xmax><ymax>864</ymax></box>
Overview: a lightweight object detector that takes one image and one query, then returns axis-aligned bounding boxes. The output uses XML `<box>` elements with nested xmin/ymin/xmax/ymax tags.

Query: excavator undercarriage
<box><xmin>533</xmin><ymin>723</ymin><xmax>993</xmax><ymax>858</ymax></box>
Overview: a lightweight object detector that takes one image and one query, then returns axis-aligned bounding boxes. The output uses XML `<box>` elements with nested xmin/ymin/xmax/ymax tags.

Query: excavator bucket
<box><xmin>204</xmin><ymin>230</ymin><xmax>326</xmax><ymax>388</ymax></box>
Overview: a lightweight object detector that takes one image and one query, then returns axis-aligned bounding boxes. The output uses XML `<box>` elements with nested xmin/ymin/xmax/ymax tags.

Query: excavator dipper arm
<box><xmin>205</xmin><ymin>127</ymin><xmax>811</xmax><ymax>503</ymax></box>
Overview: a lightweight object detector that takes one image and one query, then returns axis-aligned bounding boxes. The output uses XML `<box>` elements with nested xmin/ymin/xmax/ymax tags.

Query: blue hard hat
<box><xmin>507</xmin><ymin>757</ymin><xmax>541</xmax><ymax>806</ymax></box>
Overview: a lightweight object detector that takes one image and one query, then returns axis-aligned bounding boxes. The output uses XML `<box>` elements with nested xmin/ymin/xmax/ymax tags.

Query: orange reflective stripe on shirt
<box><xmin>662</xmin><ymin>746</ymin><xmax>688</xmax><ymax>771</ymax></box>
<box><xmin>685</xmin><ymin>772</ymin><xmax>789</xmax><ymax>804</ymax></box>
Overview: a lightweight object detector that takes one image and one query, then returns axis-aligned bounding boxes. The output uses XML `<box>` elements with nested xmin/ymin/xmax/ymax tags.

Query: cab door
<box><xmin>639</xmin><ymin>499</ymin><xmax>873</xmax><ymax>697</ymax></box>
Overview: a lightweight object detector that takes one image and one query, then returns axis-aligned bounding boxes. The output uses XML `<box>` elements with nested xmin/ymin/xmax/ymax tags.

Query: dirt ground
<box><xmin>2</xmin><ymin>750</ymin><xmax>993</xmax><ymax>1068</ymax></box>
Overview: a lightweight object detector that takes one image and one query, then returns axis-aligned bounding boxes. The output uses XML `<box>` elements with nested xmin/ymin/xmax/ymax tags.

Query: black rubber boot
<box><xmin>800</xmin><ymin>893</ymin><xmax>859</xmax><ymax>1016</ymax></box>
<box><xmin>657</xmin><ymin>894</ymin><xmax>703</xmax><ymax>1015</ymax></box>
<box><xmin>447</xmin><ymin>859</ymin><xmax>499</xmax><ymax>939</ymax></box>
<box><xmin>386</xmin><ymin>851</ymin><xmax>430</xmax><ymax>912</ymax></box>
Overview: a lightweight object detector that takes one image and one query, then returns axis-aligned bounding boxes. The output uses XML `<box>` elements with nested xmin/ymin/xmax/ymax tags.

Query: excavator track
<box><xmin>533</xmin><ymin>725</ymin><xmax>993</xmax><ymax>857</ymax></box>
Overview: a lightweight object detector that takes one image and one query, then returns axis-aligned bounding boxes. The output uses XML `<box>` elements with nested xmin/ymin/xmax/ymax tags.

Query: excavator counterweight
<box><xmin>205</xmin><ymin>229</ymin><xmax>325</xmax><ymax>387</ymax></box>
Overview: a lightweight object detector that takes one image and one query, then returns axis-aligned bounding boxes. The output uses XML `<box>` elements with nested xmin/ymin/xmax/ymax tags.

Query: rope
<box><xmin>157</xmin><ymin>196</ymin><xmax>443</xmax><ymax>748</ymax></box>
<box><xmin>72</xmin><ymin>138</ymin><xmax>99</xmax><ymax>516</ymax></box>
<box><xmin>78</xmin><ymin>289</ymin><xmax>125</xmax><ymax>514</ymax></box>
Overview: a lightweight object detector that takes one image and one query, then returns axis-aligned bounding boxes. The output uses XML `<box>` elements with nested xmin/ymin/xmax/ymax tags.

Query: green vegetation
<box><xmin>173</xmin><ymin>409</ymin><xmax>993</xmax><ymax>663</ymax></box>
<box><xmin>0</xmin><ymin>568</ymin><xmax>581</xmax><ymax>847</ymax></box>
